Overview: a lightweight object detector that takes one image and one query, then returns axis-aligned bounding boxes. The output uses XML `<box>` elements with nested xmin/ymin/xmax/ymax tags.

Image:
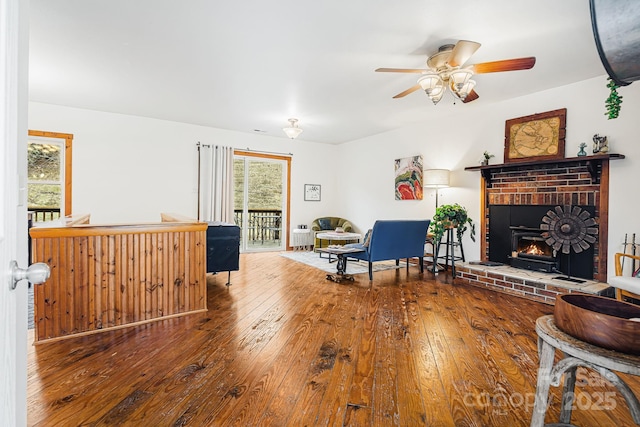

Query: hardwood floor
<box><xmin>27</xmin><ymin>252</ymin><xmax>640</xmax><ymax>426</ymax></box>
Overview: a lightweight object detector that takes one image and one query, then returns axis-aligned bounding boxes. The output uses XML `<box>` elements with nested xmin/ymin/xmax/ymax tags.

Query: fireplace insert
<box><xmin>488</xmin><ymin>205</ymin><xmax>595</xmax><ymax>280</ymax></box>
<box><xmin>510</xmin><ymin>226</ymin><xmax>559</xmax><ymax>273</ymax></box>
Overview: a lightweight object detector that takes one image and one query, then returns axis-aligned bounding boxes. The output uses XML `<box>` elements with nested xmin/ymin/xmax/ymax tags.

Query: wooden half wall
<box><xmin>30</xmin><ymin>214</ymin><xmax>208</xmax><ymax>343</ymax></box>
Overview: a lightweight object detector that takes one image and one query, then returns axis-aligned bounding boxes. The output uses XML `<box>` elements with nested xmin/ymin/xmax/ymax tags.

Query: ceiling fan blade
<box><xmin>393</xmin><ymin>84</ymin><xmax>421</xmax><ymax>99</ymax></box>
<box><xmin>447</xmin><ymin>40</ymin><xmax>481</xmax><ymax>67</ymax></box>
<box><xmin>463</xmin><ymin>89</ymin><xmax>479</xmax><ymax>103</ymax></box>
<box><xmin>376</xmin><ymin>67</ymin><xmax>426</xmax><ymax>73</ymax></box>
<box><xmin>470</xmin><ymin>57</ymin><xmax>536</xmax><ymax>74</ymax></box>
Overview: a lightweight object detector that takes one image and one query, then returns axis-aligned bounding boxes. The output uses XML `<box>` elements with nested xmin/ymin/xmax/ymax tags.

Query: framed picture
<box><xmin>504</xmin><ymin>108</ymin><xmax>567</xmax><ymax>163</ymax></box>
<box><xmin>304</xmin><ymin>184</ymin><xmax>321</xmax><ymax>201</ymax></box>
<box><xmin>394</xmin><ymin>155</ymin><xmax>423</xmax><ymax>200</ymax></box>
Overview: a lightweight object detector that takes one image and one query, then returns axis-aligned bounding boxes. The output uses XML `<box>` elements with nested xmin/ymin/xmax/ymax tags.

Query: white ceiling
<box><xmin>29</xmin><ymin>0</ymin><xmax>606</xmax><ymax>144</ymax></box>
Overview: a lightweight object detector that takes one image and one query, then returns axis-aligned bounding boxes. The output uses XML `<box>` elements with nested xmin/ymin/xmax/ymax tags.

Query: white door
<box><xmin>1</xmin><ymin>0</ymin><xmax>29</xmax><ymax>424</ymax></box>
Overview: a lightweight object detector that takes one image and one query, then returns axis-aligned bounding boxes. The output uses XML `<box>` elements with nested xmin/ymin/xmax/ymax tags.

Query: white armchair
<box><xmin>610</xmin><ymin>252</ymin><xmax>640</xmax><ymax>302</ymax></box>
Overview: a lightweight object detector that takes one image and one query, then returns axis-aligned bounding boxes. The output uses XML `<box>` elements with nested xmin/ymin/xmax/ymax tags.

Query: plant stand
<box><xmin>435</xmin><ymin>227</ymin><xmax>465</xmax><ymax>277</ymax></box>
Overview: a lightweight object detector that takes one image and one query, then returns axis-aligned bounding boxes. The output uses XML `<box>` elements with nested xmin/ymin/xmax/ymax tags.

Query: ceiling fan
<box><xmin>376</xmin><ymin>40</ymin><xmax>536</xmax><ymax>104</ymax></box>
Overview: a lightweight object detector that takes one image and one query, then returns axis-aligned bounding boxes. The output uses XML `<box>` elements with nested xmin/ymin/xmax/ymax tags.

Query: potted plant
<box><xmin>480</xmin><ymin>151</ymin><xmax>494</xmax><ymax>166</ymax></box>
<box><xmin>430</xmin><ymin>203</ymin><xmax>476</xmax><ymax>243</ymax></box>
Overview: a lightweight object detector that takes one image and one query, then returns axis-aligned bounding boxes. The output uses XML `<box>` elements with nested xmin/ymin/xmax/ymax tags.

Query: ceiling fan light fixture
<box><xmin>283</xmin><ymin>118</ymin><xmax>303</xmax><ymax>139</ymax></box>
<box><xmin>377</xmin><ymin>40</ymin><xmax>536</xmax><ymax>104</ymax></box>
<box><xmin>417</xmin><ymin>73</ymin><xmax>443</xmax><ymax>95</ymax></box>
<box><xmin>429</xmin><ymin>89</ymin><xmax>445</xmax><ymax>105</ymax></box>
<box><xmin>453</xmin><ymin>79</ymin><xmax>476</xmax><ymax>100</ymax></box>
<box><xmin>449</xmin><ymin>68</ymin><xmax>473</xmax><ymax>92</ymax></box>
<box><xmin>430</xmin><ymin>85</ymin><xmax>444</xmax><ymax>96</ymax></box>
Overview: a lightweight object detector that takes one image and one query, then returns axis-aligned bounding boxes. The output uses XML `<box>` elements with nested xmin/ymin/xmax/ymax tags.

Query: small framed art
<box><xmin>504</xmin><ymin>108</ymin><xmax>567</xmax><ymax>163</ymax></box>
<box><xmin>304</xmin><ymin>184</ymin><xmax>321</xmax><ymax>201</ymax></box>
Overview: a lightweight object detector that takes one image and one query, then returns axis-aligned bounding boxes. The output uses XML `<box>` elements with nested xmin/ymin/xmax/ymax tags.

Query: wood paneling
<box><xmin>30</xmin><ymin>219</ymin><xmax>207</xmax><ymax>343</ymax></box>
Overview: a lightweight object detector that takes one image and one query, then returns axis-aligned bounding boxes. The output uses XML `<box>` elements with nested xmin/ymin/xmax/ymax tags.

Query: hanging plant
<box><xmin>605</xmin><ymin>77</ymin><xmax>623</xmax><ymax>119</ymax></box>
<box><xmin>430</xmin><ymin>203</ymin><xmax>476</xmax><ymax>243</ymax></box>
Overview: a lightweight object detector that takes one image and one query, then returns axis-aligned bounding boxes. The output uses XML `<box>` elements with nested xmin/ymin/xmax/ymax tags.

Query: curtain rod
<box><xmin>196</xmin><ymin>142</ymin><xmax>292</xmax><ymax>157</ymax></box>
<box><xmin>240</xmin><ymin>147</ymin><xmax>293</xmax><ymax>157</ymax></box>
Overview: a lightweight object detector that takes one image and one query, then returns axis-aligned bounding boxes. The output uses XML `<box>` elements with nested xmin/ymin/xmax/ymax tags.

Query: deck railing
<box><xmin>29</xmin><ymin>208</ymin><xmax>61</xmax><ymax>222</ymax></box>
<box><xmin>27</xmin><ymin>208</ymin><xmax>283</xmax><ymax>245</ymax></box>
<box><xmin>234</xmin><ymin>209</ymin><xmax>282</xmax><ymax>243</ymax></box>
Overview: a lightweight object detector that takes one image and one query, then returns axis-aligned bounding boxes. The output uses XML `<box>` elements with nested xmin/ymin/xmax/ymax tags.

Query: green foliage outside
<box><xmin>28</xmin><ymin>184</ymin><xmax>61</xmax><ymax>208</ymax></box>
<box><xmin>27</xmin><ymin>143</ymin><xmax>61</xmax><ymax>208</ymax></box>
<box><xmin>233</xmin><ymin>159</ymin><xmax>282</xmax><ymax>211</ymax></box>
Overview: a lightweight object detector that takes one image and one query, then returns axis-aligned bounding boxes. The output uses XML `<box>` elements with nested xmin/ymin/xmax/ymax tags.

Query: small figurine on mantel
<box><xmin>592</xmin><ymin>134</ymin><xmax>609</xmax><ymax>154</ymax></box>
<box><xmin>577</xmin><ymin>142</ymin><xmax>587</xmax><ymax>157</ymax></box>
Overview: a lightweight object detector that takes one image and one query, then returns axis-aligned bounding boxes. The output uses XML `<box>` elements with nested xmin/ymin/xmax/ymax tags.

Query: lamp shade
<box><xmin>283</xmin><ymin>126</ymin><xmax>303</xmax><ymax>139</ymax></box>
<box><xmin>417</xmin><ymin>73</ymin><xmax>444</xmax><ymax>95</ymax></box>
<box><xmin>423</xmin><ymin>169</ymin><xmax>450</xmax><ymax>188</ymax></box>
<box><xmin>449</xmin><ymin>69</ymin><xmax>473</xmax><ymax>91</ymax></box>
<box><xmin>455</xmin><ymin>79</ymin><xmax>476</xmax><ymax>100</ymax></box>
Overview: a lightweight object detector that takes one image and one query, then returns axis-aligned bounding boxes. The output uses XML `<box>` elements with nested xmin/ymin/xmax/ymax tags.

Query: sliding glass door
<box><xmin>234</xmin><ymin>153</ymin><xmax>289</xmax><ymax>252</ymax></box>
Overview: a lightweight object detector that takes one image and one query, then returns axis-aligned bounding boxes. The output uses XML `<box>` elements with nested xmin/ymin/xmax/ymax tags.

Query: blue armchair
<box><xmin>346</xmin><ymin>219</ymin><xmax>431</xmax><ymax>280</ymax></box>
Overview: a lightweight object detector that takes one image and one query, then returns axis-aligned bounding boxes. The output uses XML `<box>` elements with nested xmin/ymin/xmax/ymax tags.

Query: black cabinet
<box><xmin>206</xmin><ymin>223</ymin><xmax>240</xmax><ymax>285</ymax></box>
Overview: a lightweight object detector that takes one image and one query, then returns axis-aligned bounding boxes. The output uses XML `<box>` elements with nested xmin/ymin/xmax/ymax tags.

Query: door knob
<box><xmin>8</xmin><ymin>260</ymin><xmax>50</xmax><ymax>290</ymax></box>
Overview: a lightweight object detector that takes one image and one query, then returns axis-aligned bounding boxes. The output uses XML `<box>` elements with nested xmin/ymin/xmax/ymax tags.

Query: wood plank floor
<box><xmin>27</xmin><ymin>252</ymin><xmax>640</xmax><ymax>426</ymax></box>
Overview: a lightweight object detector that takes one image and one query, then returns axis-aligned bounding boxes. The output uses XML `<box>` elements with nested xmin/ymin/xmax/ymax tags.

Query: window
<box><xmin>27</xmin><ymin>130</ymin><xmax>73</xmax><ymax>221</ymax></box>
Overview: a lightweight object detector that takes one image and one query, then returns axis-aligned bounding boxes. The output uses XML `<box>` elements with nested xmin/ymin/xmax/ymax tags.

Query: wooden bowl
<box><xmin>554</xmin><ymin>293</ymin><xmax>640</xmax><ymax>355</ymax></box>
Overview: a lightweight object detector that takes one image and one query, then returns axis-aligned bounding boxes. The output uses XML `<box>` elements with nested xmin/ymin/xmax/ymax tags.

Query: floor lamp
<box><xmin>424</xmin><ymin>169</ymin><xmax>451</xmax><ymax>274</ymax></box>
<box><xmin>423</xmin><ymin>169</ymin><xmax>450</xmax><ymax>208</ymax></box>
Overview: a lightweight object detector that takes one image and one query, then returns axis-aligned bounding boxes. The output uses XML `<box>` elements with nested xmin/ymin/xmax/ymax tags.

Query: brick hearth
<box><xmin>456</xmin><ymin>262</ymin><xmax>612</xmax><ymax>305</ymax></box>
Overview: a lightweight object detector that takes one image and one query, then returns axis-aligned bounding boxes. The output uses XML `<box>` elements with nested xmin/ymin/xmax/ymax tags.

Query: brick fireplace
<box><xmin>457</xmin><ymin>153</ymin><xmax>624</xmax><ymax>303</ymax></box>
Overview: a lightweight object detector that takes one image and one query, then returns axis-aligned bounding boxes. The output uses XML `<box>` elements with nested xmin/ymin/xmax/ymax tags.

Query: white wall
<box><xmin>29</xmin><ymin>75</ymin><xmax>640</xmax><ymax>279</ymax></box>
<box><xmin>28</xmin><ymin>102</ymin><xmax>338</xmax><ymax>229</ymax></box>
<box><xmin>339</xmin><ymin>75</ymin><xmax>640</xmax><ymax>279</ymax></box>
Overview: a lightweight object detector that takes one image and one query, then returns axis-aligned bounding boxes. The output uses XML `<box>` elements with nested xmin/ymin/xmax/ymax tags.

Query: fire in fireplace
<box><xmin>521</xmin><ymin>243</ymin><xmax>546</xmax><ymax>256</ymax></box>
<box><xmin>510</xmin><ymin>226</ymin><xmax>559</xmax><ymax>273</ymax></box>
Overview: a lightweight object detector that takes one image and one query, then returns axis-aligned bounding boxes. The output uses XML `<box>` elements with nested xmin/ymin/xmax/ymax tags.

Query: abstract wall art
<box><xmin>394</xmin><ymin>155</ymin><xmax>423</xmax><ymax>200</ymax></box>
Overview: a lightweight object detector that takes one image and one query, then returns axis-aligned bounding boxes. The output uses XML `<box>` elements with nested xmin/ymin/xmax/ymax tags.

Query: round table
<box><xmin>531</xmin><ymin>315</ymin><xmax>640</xmax><ymax>426</ymax></box>
<box><xmin>315</xmin><ymin>231</ymin><xmax>361</xmax><ymax>261</ymax></box>
<box><xmin>315</xmin><ymin>231</ymin><xmax>361</xmax><ymax>246</ymax></box>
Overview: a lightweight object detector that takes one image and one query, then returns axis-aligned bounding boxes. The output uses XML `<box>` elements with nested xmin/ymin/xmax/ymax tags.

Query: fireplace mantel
<box><xmin>465</xmin><ymin>153</ymin><xmax>625</xmax><ymax>185</ymax></box>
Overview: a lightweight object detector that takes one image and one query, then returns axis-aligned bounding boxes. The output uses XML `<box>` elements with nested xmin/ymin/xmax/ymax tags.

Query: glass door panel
<box><xmin>234</xmin><ymin>156</ymin><xmax>286</xmax><ymax>252</ymax></box>
<box><xmin>27</xmin><ymin>139</ymin><xmax>64</xmax><ymax>222</ymax></box>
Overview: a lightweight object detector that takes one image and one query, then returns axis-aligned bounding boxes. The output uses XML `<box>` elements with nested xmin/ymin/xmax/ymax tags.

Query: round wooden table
<box><xmin>531</xmin><ymin>315</ymin><xmax>640</xmax><ymax>426</ymax></box>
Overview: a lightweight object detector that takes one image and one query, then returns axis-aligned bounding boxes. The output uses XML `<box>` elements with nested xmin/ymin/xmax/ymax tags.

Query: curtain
<box><xmin>199</xmin><ymin>145</ymin><xmax>234</xmax><ymax>223</ymax></box>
